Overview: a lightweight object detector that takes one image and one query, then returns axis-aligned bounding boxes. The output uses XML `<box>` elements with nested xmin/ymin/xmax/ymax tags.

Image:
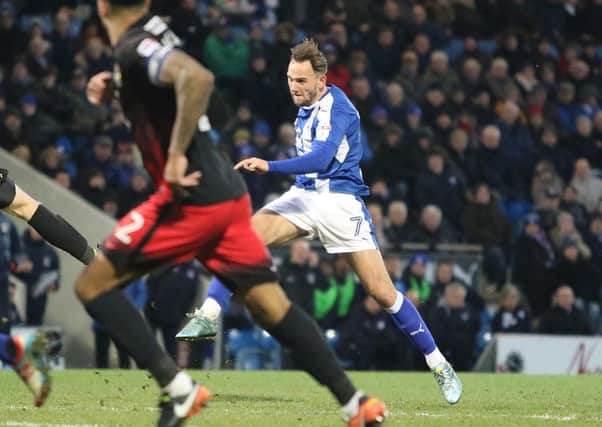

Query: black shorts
<box><xmin>0</xmin><ymin>169</ymin><xmax>16</xmax><ymax>209</ymax></box>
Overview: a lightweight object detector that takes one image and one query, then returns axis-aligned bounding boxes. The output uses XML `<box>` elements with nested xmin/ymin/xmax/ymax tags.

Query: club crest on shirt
<box><xmin>136</xmin><ymin>37</ymin><xmax>162</xmax><ymax>58</ymax></box>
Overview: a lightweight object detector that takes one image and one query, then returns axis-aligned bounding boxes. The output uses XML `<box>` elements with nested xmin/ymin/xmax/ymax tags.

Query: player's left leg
<box><xmin>75</xmin><ymin>253</ymin><xmax>210</xmax><ymax>426</ymax></box>
<box><xmin>177</xmin><ymin>208</ymin><xmax>308</xmax><ymax>341</ymax></box>
<box><xmin>344</xmin><ymin>249</ymin><xmax>463</xmax><ymax>405</ymax></box>
<box><xmin>0</xmin><ymin>173</ymin><xmax>95</xmax><ymax>264</ymax></box>
<box><xmin>0</xmin><ymin>332</ymin><xmax>51</xmax><ymax>406</ymax></box>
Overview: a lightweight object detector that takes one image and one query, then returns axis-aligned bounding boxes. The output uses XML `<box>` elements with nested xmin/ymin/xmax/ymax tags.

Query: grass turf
<box><xmin>0</xmin><ymin>370</ymin><xmax>600</xmax><ymax>426</ymax></box>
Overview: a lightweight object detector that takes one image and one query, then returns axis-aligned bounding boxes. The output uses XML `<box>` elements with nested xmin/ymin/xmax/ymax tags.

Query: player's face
<box><xmin>287</xmin><ymin>60</ymin><xmax>325</xmax><ymax>106</ymax></box>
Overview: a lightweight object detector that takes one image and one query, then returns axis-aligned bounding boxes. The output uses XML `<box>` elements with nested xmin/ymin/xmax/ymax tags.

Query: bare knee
<box><xmin>74</xmin><ymin>254</ymin><xmax>124</xmax><ymax>303</ymax></box>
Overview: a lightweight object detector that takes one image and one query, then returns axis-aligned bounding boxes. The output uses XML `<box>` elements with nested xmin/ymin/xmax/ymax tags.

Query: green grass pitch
<box><xmin>0</xmin><ymin>370</ymin><xmax>600</xmax><ymax>426</ymax></box>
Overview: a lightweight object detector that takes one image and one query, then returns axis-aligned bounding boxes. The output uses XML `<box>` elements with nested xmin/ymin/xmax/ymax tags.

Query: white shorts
<box><xmin>262</xmin><ymin>187</ymin><xmax>378</xmax><ymax>254</ymax></box>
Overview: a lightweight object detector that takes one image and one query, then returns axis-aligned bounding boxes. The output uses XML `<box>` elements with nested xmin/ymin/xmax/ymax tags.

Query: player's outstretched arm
<box><xmin>158</xmin><ymin>50</ymin><xmax>214</xmax><ymax>187</ymax></box>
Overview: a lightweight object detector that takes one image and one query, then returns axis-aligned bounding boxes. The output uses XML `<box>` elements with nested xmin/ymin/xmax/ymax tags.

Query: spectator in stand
<box><xmin>383</xmin><ymin>200</ymin><xmax>411</xmax><ymax>249</ymax></box>
<box><xmin>474</xmin><ymin>125</ymin><xmax>515</xmax><ymax>198</ymax></box>
<box><xmin>383</xmin><ymin>81</ymin><xmax>412</xmax><ymax>128</ymax></box>
<box><xmin>462</xmin><ymin>183</ymin><xmax>512</xmax><ymax>288</ymax></box>
<box><xmin>336</xmin><ymin>295</ymin><xmax>405</xmax><ymax>371</ymax></box>
<box><xmin>535</xmin><ymin>125</ymin><xmax>574</xmax><ymax>182</ymax></box>
<box><xmin>145</xmin><ymin>262</ymin><xmax>199</xmax><ymax>361</ymax></box>
<box><xmin>534</xmin><ymin>188</ymin><xmax>562</xmax><ymax>234</ymax></box>
<box><xmin>554</xmin><ymin>81</ymin><xmax>579</xmax><ymax>134</ymax></box>
<box><xmin>485</xmin><ymin>58</ymin><xmax>516</xmax><ymax>102</ymax></box>
<box><xmin>401</xmin><ymin>253</ymin><xmax>431</xmax><ymax>306</ymax></box>
<box><xmin>203</xmin><ymin>16</ymin><xmax>249</xmax><ymax>95</ymax></box>
<box><xmin>365</xmin><ymin>25</ymin><xmax>400</xmax><ymax>82</ymax></box>
<box><xmin>82</xmin><ymin>135</ymin><xmax>119</xmax><ymax>187</ymax></box>
<box><xmin>20</xmin><ymin>94</ymin><xmax>61</xmax><ymax>151</ymax></box>
<box><xmin>571</xmin><ymin>158</ymin><xmax>602</xmax><ymax>213</ymax></box>
<box><xmin>370</xmin><ymin>124</ymin><xmax>408</xmax><ymax>187</ymax></box>
<box><xmin>74</xmin><ymin>36</ymin><xmax>113</xmax><ymax>78</ymax></box>
<box><xmin>585</xmin><ymin>214</ymin><xmax>602</xmax><ymax>286</ymax></box>
<box><xmin>428</xmin><ymin>283</ymin><xmax>481</xmax><ymax>371</ymax></box>
<box><xmin>445</xmin><ymin>128</ymin><xmax>476</xmax><ymax>184</ymax></box>
<box><xmin>512</xmin><ymin>213</ymin><xmax>558</xmax><ymax>317</ymax></box>
<box><xmin>314</xmin><ymin>255</ymin><xmax>360</xmax><ymax>331</ymax></box>
<box><xmin>414</xmin><ymin>148</ymin><xmax>466</xmax><ymax>227</ymax></box>
<box><xmin>384</xmin><ymin>253</ymin><xmax>404</xmax><ymax>293</ymax></box>
<box><xmin>0</xmin><ymin>1</ymin><xmax>27</xmax><ymax>68</ymax></box>
<box><xmin>17</xmin><ymin>227</ymin><xmax>59</xmax><ymax>326</ymax></box>
<box><xmin>497</xmin><ymin>100</ymin><xmax>534</xmax><ymax>197</ymax></box>
<box><xmin>25</xmin><ymin>36</ymin><xmax>53</xmax><ymax>80</ymax></box>
<box><xmin>531</xmin><ymin>160</ymin><xmax>564</xmax><ymax>207</ymax></box>
<box><xmin>169</xmin><ymin>0</ymin><xmax>206</xmax><ymax>61</ymax></box>
<box><xmin>539</xmin><ymin>285</ymin><xmax>592</xmax><ymax>335</ymax></box>
<box><xmin>349</xmin><ymin>75</ymin><xmax>376</xmax><ymax>122</ymax></box>
<box><xmin>395</xmin><ymin>49</ymin><xmax>420</xmax><ymax>101</ymax></box>
<box><xmin>572</xmin><ymin>115</ymin><xmax>598</xmax><ymax>165</ymax></box>
<box><xmin>49</xmin><ymin>10</ymin><xmax>76</xmax><ymax>82</ymax></box>
<box><xmin>118</xmin><ymin>169</ymin><xmax>152</xmax><ymax>217</ymax></box>
<box><xmin>560</xmin><ymin>185</ymin><xmax>588</xmax><ymax>232</ymax></box>
<box><xmin>555</xmin><ymin>236</ymin><xmax>598</xmax><ymax>314</ymax></box>
<box><xmin>428</xmin><ymin>260</ymin><xmax>484</xmax><ymax>314</ymax></box>
<box><xmin>408</xmin><ymin>204</ymin><xmax>458</xmax><ymax>247</ymax></box>
<box><xmin>63</xmin><ymin>67</ymin><xmax>108</xmax><ymax>137</ymax></box>
<box><xmin>491</xmin><ymin>284</ymin><xmax>531</xmax><ymax>333</ymax></box>
<box><xmin>419</xmin><ymin>50</ymin><xmax>459</xmax><ymax>97</ymax></box>
<box><xmin>278</xmin><ymin>240</ymin><xmax>325</xmax><ymax>318</ymax></box>
<box><xmin>550</xmin><ymin>212</ymin><xmax>591</xmax><ymax>260</ymax></box>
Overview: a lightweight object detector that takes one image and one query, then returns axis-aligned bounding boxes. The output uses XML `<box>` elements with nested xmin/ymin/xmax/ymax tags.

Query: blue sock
<box><xmin>386</xmin><ymin>292</ymin><xmax>436</xmax><ymax>355</ymax></box>
<box><xmin>207</xmin><ymin>277</ymin><xmax>232</xmax><ymax>312</ymax></box>
<box><xmin>0</xmin><ymin>333</ymin><xmax>16</xmax><ymax>365</ymax></box>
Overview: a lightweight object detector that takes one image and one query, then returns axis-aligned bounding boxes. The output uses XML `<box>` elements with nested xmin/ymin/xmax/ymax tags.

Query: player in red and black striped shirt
<box><xmin>78</xmin><ymin>1</ymin><xmax>385</xmax><ymax>426</ymax></box>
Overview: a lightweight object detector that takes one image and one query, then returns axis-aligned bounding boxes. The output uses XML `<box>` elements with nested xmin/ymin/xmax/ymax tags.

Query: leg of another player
<box><xmin>344</xmin><ymin>249</ymin><xmax>463</xmax><ymax>405</ymax></box>
<box><xmin>236</xmin><ymin>282</ymin><xmax>387</xmax><ymax>425</ymax></box>
<box><xmin>4</xmin><ymin>182</ymin><xmax>95</xmax><ymax>264</ymax></box>
<box><xmin>0</xmin><ymin>331</ymin><xmax>52</xmax><ymax>406</ymax></box>
<box><xmin>177</xmin><ymin>211</ymin><xmax>306</xmax><ymax>340</ymax></box>
<box><xmin>75</xmin><ymin>253</ymin><xmax>209</xmax><ymax>420</ymax></box>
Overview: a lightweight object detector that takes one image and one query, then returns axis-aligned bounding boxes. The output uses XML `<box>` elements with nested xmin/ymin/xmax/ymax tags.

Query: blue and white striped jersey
<box><xmin>293</xmin><ymin>84</ymin><xmax>369</xmax><ymax>196</ymax></box>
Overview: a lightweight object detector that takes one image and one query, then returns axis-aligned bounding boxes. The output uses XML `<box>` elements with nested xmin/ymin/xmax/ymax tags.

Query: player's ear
<box><xmin>318</xmin><ymin>73</ymin><xmax>327</xmax><ymax>85</ymax></box>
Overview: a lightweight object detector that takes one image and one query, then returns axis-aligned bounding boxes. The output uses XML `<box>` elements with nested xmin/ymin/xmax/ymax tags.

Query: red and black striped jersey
<box><xmin>113</xmin><ymin>14</ymin><xmax>246</xmax><ymax>205</ymax></box>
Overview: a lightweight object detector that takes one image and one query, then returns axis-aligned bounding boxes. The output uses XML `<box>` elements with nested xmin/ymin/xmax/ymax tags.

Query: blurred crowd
<box><xmin>1</xmin><ymin>0</ymin><xmax>602</xmax><ymax>370</ymax></box>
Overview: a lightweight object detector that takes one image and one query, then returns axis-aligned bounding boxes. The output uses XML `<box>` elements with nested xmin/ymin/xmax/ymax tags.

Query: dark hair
<box><xmin>290</xmin><ymin>39</ymin><xmax>328</xmax><ymax>74</ymax></box>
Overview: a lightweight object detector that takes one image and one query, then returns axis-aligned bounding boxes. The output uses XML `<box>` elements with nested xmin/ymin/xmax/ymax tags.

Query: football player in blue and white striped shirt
<box><xmin>179</xmin><ymin>39</ymin><xmax>462</xmax><ymax>411</ymax></box>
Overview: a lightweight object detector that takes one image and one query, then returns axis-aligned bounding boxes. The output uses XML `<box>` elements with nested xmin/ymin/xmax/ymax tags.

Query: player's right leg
<box><xmin>176</xmin><ymin>208</ymin><xmax>307</xmax><ymax>341</ymax></box>
<box><xmin>0</xmin><ymin>331</ymin><xmax>51</xmax><ymax>407</ymax></box>
<box><xmin>201</xmin><ymin>196</ymin><xmax>386</xmax><ymax>425</ymax></box>
<box><xmin>0</xmin><ymin>170</ymin><xmax>95</xmax><ymax>264</ymax></box>
<box><xmin>75</xmin><ymin>189</ymin><xmax>218</xmax><ymax>426</ymax></box>
<box><xmin>237</xmin><ymin>282</ymin><xmax>387</xmax><ymax>426</ymax></box>
<box><xmin>345</xmin><ymin>249</ymin><xmax>462</xmax><ymax>405</ymax></box>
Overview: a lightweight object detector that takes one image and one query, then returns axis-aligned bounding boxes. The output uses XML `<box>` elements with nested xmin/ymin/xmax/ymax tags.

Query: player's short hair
<box><xmin>290</xmin><ymin>39</ymin><xmax>328</xmax><ymax>75</ymax></box>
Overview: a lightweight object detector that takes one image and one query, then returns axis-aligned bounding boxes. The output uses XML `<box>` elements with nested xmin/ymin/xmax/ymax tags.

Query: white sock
<box><xmin>163</xmin><ymin>371</ymin><xmax>193</xmax><ymax>398</ymax></box>
<box><xmin>200</xmin><ymin>298</ymin><xmax>222</xmax><ymax>320</ymax></box>
<box><xmin>385</xmin><ymin>291</ymin><xmax>404</xmax><ymax>313</ymax></box>
<box><xmin>425</xmin><ymin>347</ymin><xmax>447</xmax><ymax>369</ymax></box>
<box><xmin>340</xmin><ymin>390</ymin><xmax>365</xmax><ymax>420</ymax></box>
